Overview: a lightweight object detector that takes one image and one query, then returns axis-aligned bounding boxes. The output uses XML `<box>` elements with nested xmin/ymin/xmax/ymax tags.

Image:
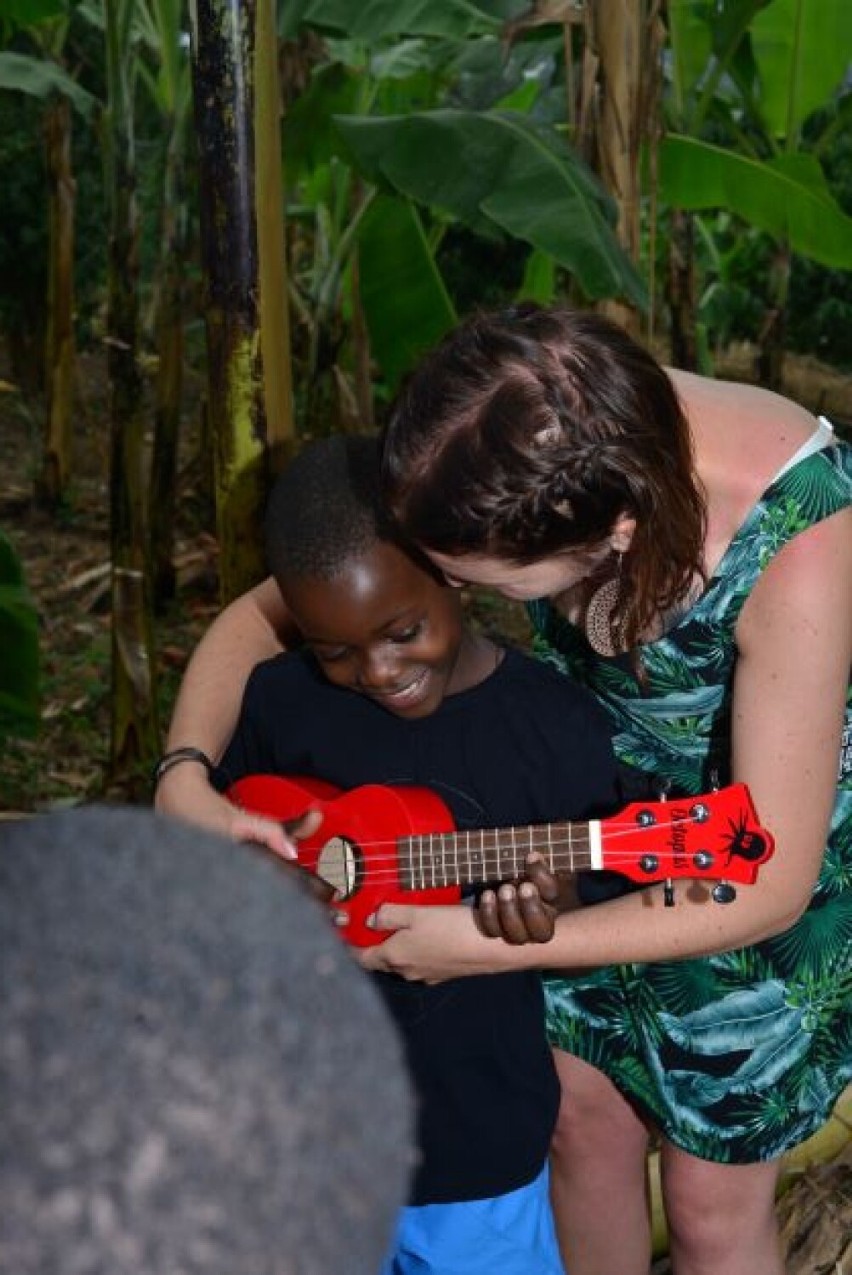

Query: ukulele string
<box><xmin>264</xmin><ymin>815</ymin><xmax>755</xmax><ymax>886</ymax></box>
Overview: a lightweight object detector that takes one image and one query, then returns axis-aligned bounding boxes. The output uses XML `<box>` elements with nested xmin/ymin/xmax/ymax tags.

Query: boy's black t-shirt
<box><xmin>220</xmin><ymin>645</ymin><xmax>619</xmax><ymax>1205</ymax></box>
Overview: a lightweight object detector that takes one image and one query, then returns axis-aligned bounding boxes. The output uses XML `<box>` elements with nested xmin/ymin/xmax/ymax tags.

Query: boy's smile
<box><xmin>281</xmin><ymin>542</ymin><xmax>496</xmax><ymax>720</ymax></box>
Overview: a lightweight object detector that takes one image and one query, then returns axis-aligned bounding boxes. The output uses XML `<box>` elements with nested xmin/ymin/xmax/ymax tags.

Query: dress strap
<box><xmin>770</xmin><ymin>416</ymin><xmax>834</xmax><ymax>485</ymax></box>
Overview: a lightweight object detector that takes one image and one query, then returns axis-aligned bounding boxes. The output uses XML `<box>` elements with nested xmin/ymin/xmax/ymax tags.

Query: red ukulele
<box><xmin>228</xmin><ymin>776</ymin><xmax>775</xmax><ymax>947</ymax></box>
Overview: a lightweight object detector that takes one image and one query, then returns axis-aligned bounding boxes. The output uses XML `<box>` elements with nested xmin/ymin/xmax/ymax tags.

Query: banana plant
<box><xmin>103</xmin><ymin>0</ymin><xmax>161</xmax><ymax>781</ymax></box>
<box><xmin>661</xmin><ymin>0</ymin><xmax>852</xmax><ymax>382</ymax></box>
<box><xmin>335</xmin><ymin>106</ymin><xmax>647</xmax><ymax>305</ymax></box>
<box><xmin>0</xmin><ymin>6</ymin><xmax>96</xmax><ymax>507</ymax></box>
<box><xmin>281</xmin><ymin>33</ymin><xmax>458</xmax><ymax>429</ymax></box>
<box><xmin>573</xmin><ymin>0</ymin><xmax>661</xmax><ymax>335</ymax></box>
<box><xmin>190</xmin><ymin>0</ymin><xmax>294</xmax><ymax>601</ymax></box>
<box><xmin>3</xmin><ymin>0</ymin><xmax>161</xmax><ymax>778</ymax></box>
<box><xmin>134</xmin><ymin>0</ymin><xmax>193</xmax><ymax>607</ymax></box>
<box><xmin>279</xmin><ymin>0</ymin><xmax>645</xmax><ymax>424</ymax></box>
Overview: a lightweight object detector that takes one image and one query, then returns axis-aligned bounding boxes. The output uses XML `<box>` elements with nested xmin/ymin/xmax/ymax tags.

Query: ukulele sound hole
<box><xmin>316</xmin><ymin>836</ymin><xmax>359</xmax><ymax>899</ymax></box>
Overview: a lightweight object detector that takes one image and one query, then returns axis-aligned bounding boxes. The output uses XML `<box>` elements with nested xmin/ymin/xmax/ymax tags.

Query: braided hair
<box><xmin>382</xmin><ymin>304</ymin><xmax>706</xmax><ymax>650</ymax></box>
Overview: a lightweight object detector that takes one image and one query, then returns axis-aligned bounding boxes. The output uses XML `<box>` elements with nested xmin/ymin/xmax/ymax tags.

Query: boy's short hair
<box><xmin>265</xmin><ymin>434</ymin><xmax>399</xmax><ymax>584</ymax></box>
<box><xmin>0</xmin><ymin>806</ymin><xmax>413</xmax><ymax>1275</ymax></box>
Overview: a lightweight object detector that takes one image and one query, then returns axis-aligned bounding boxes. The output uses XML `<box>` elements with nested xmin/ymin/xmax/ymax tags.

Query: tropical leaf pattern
<box><xmin>534</xmin><ymin>432</ymin><xmax>852</xmax><ymax>1162</ymax></box>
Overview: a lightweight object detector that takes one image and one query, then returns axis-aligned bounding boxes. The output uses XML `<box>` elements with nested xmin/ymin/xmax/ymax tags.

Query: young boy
<box><xmin>217</xmin><ymin>434</ymin><xmax>620</xmax><ymax>1275</ymax></box>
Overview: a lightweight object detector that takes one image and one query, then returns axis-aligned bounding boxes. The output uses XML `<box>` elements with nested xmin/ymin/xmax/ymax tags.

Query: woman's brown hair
<box><xmin>381</xmin><ymin>304</ymin><xmax>706</xmax><ymax>652</ymax></box>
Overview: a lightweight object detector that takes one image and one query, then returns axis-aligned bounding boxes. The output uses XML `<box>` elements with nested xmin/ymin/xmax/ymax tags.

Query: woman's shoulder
<box><xmin>666</xmin><ymin>369</ymin><xmax>830</xmax><ymax>562</ymax></box>
<box><xmin>669</xmin><ymin>368</ymin><xmax>819</xmax><ymax>456</ymax></box>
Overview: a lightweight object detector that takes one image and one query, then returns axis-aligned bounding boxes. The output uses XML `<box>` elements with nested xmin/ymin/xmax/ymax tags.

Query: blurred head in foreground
<box><xmin>0</xmin><ymin>806</ymin><xmax>413</xmax><ymax>1275</ymax></box>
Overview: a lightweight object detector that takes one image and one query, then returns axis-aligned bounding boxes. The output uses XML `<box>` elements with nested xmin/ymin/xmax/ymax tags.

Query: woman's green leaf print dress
<box><xmin>529</xmin><ymin>429</ymin><xmax>851</xmax><ymax>1163</ymax></box>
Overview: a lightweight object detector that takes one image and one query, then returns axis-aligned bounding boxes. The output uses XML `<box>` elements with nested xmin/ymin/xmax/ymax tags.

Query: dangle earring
<box><xmin>585</xmin><ymin>551</ymin><xmax>623</xmax><ymax>657</ymax></box>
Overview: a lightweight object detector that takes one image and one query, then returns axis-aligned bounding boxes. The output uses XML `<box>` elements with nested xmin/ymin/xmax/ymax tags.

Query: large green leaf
<box><xmin>285</xmin><ymin>63</ymin><xmax>363</xmax><ymax>182</ymax></box>
<box><xmin>665</xmin><ymin>0</ymin><xmax>765</xmax><ymax>129</ymax></box>
<box><xmin>0</xmin><ymin>530</ymin><xmax>40</xmax><ymax>741</ymax></box>
<box><xmin>0</xmin><ymin>49</ymin><xmax>95</xmax><ymax>118</ymax></box>
<box><xmin>284</xmin><ymin>52</ymin><xmax>445</xmax><ymax>186</ymax></box>
<box><xmin>1</xmin><ymin>0</ymin><xmax>67</xmax><ymax>22</ymax></box>
<box><xmin>751</xmin><ymin>0</ymin><xmax>852</xmax><ymax>142</ymax></box>
<box><xmin>666</xmin><ymin>0</ymin><xmax>714</xmax><ymax>120</ymax></box>
<box><xmin>356</xmin><ymin>194</ymin><xmax>456</xmax><ymax>390</ymax></box>
<box><xmin>659</xmin><ymin>134</ymin><xmax>852</xmax><ymax>267</ymax></box>
<box><xmin>517</xmin><ymin>248</ymin><xmax>557</xmax><ymax>305</ymax></box>
<box><xmin>335</xmin><ymin>109</ymin><xmax>648</xmax><ymax>308</ymax></box>
<box><xmin>280</xmin><ymin>0</ymin><xmax>500</xmax><ymax>41</ymax></box>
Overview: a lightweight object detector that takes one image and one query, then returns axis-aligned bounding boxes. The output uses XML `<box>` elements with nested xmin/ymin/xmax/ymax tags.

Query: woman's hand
<box><xmin>477</xmin><ymin>852</ymin><xmax>562</xmax><ymax>943</ymax></box>
<box><xmin>357</xmin><ymin>902</ymin><xmax>539</xmax><ymax>982</ymax></box>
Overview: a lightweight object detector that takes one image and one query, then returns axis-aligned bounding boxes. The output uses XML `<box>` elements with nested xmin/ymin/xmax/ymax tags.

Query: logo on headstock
<box><xmin>669</xmin><ymin>805</ymin><xmax>689</xmax><ymax>868</ymax></box>
<box><xmin>724</xmin><ymin>810</ymin><xmax>769</xmax><ymax>866</ymax></box>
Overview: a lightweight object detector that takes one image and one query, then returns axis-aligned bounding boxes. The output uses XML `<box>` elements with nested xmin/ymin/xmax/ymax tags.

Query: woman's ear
<box><xmin>610</xmin><ymin>514</ymin><xmax>636</xmax><ymax>554</ymax></box>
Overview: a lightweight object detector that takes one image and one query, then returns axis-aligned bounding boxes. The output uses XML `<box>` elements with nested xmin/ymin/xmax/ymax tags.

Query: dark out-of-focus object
<box><xmin>0</xmin><ymin>806</ymin><xmax>414</xmax><ymax>1275</ymax></box>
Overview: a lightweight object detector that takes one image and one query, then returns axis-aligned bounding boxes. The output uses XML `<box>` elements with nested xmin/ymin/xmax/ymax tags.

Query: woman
<box><xmin>156</xmin><ymin>305</ymin><xmax>851</xmax><ymax>1275</ymax></box>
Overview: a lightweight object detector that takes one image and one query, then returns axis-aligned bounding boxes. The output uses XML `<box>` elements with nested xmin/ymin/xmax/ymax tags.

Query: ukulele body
<box><xmin>229</xmin><ymin>774</ymin><xmax>461</xmax><ymax>946</ymax></box>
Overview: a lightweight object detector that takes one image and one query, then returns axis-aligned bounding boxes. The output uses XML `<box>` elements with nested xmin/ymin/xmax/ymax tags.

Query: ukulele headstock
<box><xmin>601</xmin><ymin>783</ymin><xmax>774</xmax><ymax>891</ymax></box>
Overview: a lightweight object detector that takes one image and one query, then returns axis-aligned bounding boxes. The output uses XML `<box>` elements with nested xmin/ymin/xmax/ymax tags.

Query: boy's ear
<box><xmin>610</xmin><ymin>514</ymin><xmax>636</xmax><ymax>554</ymax></box>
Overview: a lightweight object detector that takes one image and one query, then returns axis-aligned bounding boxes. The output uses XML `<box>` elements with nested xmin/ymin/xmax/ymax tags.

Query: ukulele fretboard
<box><xmin>399</xmin><ymin>822</ymin><xmax>598</xmax><ymax>890</ymax></box>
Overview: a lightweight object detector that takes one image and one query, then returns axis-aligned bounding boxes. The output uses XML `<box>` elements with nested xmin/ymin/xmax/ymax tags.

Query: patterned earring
<box><xmin>585</xmin><ymin>552</ymin><xmax>623</xmax><ymax>657</ymax></box>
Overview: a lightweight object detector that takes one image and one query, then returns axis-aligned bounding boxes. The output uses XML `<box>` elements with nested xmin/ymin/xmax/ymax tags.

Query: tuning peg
<box><xmin>658</xmin><ymin>783</ymin><xmax>674</xmax><ymax>904</ymax></box>
<box><xmin>712</xmin><ymin>882</ymin><xmax>737</xmax><ymax>904</ymax></box>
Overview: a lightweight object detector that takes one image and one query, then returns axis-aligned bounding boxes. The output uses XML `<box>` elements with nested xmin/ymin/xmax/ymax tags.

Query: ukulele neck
<box><xmin>399</xmin><ymin>821</ymin><xmax>596</xmax><ymax>890</ymax></box>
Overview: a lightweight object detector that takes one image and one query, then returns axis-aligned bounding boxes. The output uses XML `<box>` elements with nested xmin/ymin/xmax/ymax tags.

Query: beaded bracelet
<box><xmin>152</xmin><ymin>747</ymin><xmax>216</xmax><ymax>786</ymax></box>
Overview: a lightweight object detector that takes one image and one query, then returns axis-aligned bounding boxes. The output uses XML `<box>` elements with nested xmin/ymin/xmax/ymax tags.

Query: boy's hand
<box><xmin>358</xmin><ymin>903</ymin><xmax>541</xmax><ymax>982</ymax></box>
<box><xmin>476</xmin><ymin>852</ymin><xmax>560</xmax><ymax>944</ymax></box>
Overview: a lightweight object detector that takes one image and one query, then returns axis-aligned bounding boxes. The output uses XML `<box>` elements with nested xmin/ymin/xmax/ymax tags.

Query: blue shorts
<box><xmin>379</xmin><ymin>1164</ymin><xmax>565</xmax><ymax>1275</ymax></box>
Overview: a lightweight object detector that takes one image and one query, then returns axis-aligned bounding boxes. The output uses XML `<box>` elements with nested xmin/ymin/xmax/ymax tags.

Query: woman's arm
<box><xmin>360</xmin><ymin>507</ymin><xmax>851</xmax><ymax>981</ymax></box>
<box><xmin>155</xmin><ymin>576</ymin><xmax>295</xmax><ymax>850</ymax></box>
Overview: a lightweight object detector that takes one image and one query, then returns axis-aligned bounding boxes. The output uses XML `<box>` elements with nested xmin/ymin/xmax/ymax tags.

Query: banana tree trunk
<box><xmin>40</xmin><ymin>92</ymin><xmax>75</xmax><ymax>508</ymax></box>
<box><xmin>756</xmin><ymin>242</ymin><xmax>790</xmax><ymax>392</ymax></box>
<box><xmin>104</xmin><ymin>0</ymin><xmax>160</xmax><ymax>783</ymax></box>
<box><xmin>255</xmin><ymin>0</ymin><xmax>294</xmax><ymax>466</ymax></box>
<box><xmin>350</xmin><ymin>242</ymin><xmax>374</xmax><ymax>431</ymax></box>
<box><xmin>584</xmin><ymin>0</ymin><xmax>660</xmax><ymax>333</ymax></box>
<box><xmin>149</xmin><ymin>108</ymin><xmax>189</xmax><ymax>609</ymax></box>
<box><xmin>666</xmin><ymin>208</ymin><xmax>699</xmax><ymax>370</ymax></box>
<box><xmin>189</xmin><ymin>0</ymin><xmax>294</xmax><ymax>603</ymax></box>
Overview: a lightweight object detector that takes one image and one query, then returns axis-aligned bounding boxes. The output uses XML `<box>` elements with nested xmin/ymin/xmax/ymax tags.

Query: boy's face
<box><xmin>282</xmin><ymin>542</ymin><xmax>472</xmax><ymax>720</ymax></box>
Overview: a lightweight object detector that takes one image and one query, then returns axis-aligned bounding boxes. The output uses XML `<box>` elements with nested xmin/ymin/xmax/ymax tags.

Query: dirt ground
<box><xmin>0</xmin><ymin>349</ymin><xmax>218</xmax><ymax>810</ymax></box>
